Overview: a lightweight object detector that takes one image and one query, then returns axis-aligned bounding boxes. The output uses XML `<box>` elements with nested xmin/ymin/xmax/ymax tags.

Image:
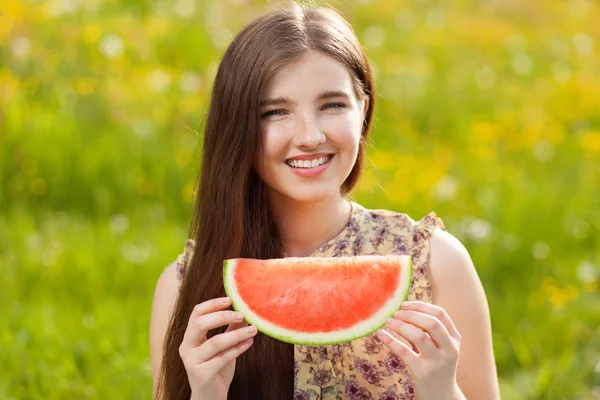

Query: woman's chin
<box><xmin>273</xmin><ymin>185</ymin><xmax>341</xmax><ymax>204</ymax></box>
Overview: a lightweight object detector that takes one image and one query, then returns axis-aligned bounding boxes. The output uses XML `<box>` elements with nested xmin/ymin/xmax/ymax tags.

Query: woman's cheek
<box><xmin>321</xmin><ymin>115</ymin><xmax>361</xmax><ymax>149</ymax></box>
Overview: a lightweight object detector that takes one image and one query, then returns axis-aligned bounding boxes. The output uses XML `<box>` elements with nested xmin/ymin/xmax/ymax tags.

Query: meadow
<box><xmin>1</xmin><ymin>0</ymin><xmax>599</xmax><ymax>398</ymax></box>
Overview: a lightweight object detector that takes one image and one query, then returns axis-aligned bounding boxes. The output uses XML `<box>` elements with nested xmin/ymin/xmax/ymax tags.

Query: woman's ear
<box><xmin>361</xmin><ymin>96</ymin><xmax>370</xmax><ymax>121</ymax></box>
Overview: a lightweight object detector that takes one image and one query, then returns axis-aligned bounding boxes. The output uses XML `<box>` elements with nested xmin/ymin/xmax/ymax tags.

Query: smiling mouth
<box><xmin>285</xmin><ymin>154</ymin><xmax>334</xmax><ymax>169</ymax></box>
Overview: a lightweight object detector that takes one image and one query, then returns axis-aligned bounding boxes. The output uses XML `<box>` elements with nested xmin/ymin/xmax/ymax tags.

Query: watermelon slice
<box><xmin>223</xmin><ymin>255</ymin><xmax>412</xmax><ymax>345</ymax></box>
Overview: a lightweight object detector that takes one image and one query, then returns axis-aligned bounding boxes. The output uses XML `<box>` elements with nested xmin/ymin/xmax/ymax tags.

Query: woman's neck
<box><xmin>269</xmin><ymin>194</ymin><xmax>352</xmax><ymax>257</ymax></box>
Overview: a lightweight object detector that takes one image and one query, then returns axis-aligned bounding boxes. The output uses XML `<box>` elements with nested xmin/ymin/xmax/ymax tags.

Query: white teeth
<box><xmin>287</xmin><ymin>155</ymin><xmax>331</xmax><ymax>168</ymax></box>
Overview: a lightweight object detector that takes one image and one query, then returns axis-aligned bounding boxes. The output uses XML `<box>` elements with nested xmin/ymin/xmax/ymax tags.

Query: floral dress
<box><xmin>175</xmin><ymin>201</ymin><xmax>446</xmax><ymax>399</ymax></box>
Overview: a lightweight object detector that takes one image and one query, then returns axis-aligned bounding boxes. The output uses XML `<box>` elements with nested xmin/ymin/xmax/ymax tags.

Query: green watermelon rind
<box><xmin>223</xmin><ymin>255</ymin><xmax>413</xmax><ymax>346</ymax></box>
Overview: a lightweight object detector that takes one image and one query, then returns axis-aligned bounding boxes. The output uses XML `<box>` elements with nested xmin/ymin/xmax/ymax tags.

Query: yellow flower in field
<box><xmin>145</xmin><ymin>16</ymin><xmax>170</xmax><ymax>39</ymax></box>
<box><xmin>0</xmin><ymin>67</ymin><xmax>19</xmax><ymax>100</ymax></box>
<box><xmin>452</xmin><ymin>14</ymin><xmax>512</xmax><ymax>47</ymax></box>
<box><xmin>541</xmin><ymin>276</ymin><xmax>579</xmax><ymax>310</ymax></box>
<box><xmin>0</xmin><ymin>0</ymin><xmax>26</xmax><ymax>19</ymax></box>
<box><xmin>82</xmin><ymin>24</ymin><xmax>102</xmax><ymax>44</ymax></box>
<box><xmin>581</xmin><ymin>131</ymin><xmax>600</xmax><ymax>157</ymax></box>
<box><xmin>72</xmin><ymin>78</ymin><xmax>97</xmax><ymax>96</ymax></box>
<box><xmin>370</xmin><ymin>150</ymin><xmax>396</xmax><ymax>170</ymax></box>
<box><xmin>584</xmin><ymin>280</ymin><xmax>598</xmax><ymax>293</ymax></box>
<box><xmin>470</xmin><ymin>121</ymin><xmax>502</xmax><ymax>145</ymax></box>
<box><xmin>354</xmin><ymin>165</ymin><xmax>377</xmax><ymax>194</ymax></box>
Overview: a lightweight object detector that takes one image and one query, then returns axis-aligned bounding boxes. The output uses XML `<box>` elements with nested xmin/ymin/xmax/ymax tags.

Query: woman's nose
<box><xmin>292</xmin><ymin>112</ymin><xmax>326</xmax><ymax>149</ymax></box>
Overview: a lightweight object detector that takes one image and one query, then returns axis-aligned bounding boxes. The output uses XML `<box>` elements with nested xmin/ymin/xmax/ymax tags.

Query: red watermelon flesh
<box><xmin>223</xmin><ymin>255</ymin><xmax>412</xmax><ymax>345</ymax></box>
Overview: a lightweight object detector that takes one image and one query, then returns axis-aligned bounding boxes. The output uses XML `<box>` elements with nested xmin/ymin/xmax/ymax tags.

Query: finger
<box><xmin>385</xmin><ymin>317</ymin><xmax>438</xmax><ymax>358</ymax></box>
<box><xmin>201</xmin><ymin>336</ymin><xmax>255</xmax><ymax>372</ymax></box>
<box><xmin>188</xmin><ymin>325</ymin><xmax>258</xmax><ymax>364</ymax></box>
<box><xmin>181</xmin><ymin>300</ymin><xmax>239</xmax><ymax>351</ymax></box>
<box><xmin>376</xmin><ymin>329</ymin><xmax>419</xmax><ymax>370</ymax></box>
<box><xmin>225</xmin><ymin>320</ymin><xmax>249</xmax><ymax>333</ymax></box>
<box><xmin>184</xmin><ymin>310</ymin><xmax>245</xmax><ymax>349</ymax></box>
<box><xmin>394</xmin><ymin>309</ymin><xmax>454</xmax><ymax>350</ymax></box>
<box><xmin>401</xmin><ymin>301</ymin><xmax>461</xmax><ymax>340</ymax></box>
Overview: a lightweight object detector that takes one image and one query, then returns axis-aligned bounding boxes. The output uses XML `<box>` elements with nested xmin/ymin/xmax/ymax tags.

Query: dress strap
<box><xmin>175</xmin><ymin>239</ymin><xmax>196</xmax><ymax>281</ymax></box>
<box><xmin>408</xmin><ymin>212</ymin><xmax>446</xmax><ymax>303</ymax></box>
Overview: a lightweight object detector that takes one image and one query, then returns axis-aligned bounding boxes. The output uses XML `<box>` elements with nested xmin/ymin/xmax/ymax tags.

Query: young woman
<box><xmin>150</xmin><ymin>3</ymin><xmax>500</xmax><ymax>399</ymax></box>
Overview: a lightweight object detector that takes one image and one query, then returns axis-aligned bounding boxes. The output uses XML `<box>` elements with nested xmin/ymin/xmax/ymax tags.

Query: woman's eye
<box><xmin>260</xmin><ymin>109</ymin><xmax>286</xmax><ymax>118</ymax></box>
<box><xmin>323</xmin><ymin>103</ymin><xmax>346</xmax><ymax>110</ymax></box>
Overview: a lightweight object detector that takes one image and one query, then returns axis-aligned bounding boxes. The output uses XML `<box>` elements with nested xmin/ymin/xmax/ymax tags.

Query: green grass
<box><xmin>1</xmin><ymin>0</ymin><xmax>599</xmax><ymax>398</ymax></box>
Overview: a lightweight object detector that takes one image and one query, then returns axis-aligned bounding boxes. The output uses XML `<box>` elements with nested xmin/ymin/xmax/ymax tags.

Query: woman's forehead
<box><xmin>261</xmin><ymin>52</ymin><xmax>355</xmax><ymax>100</ymax></box>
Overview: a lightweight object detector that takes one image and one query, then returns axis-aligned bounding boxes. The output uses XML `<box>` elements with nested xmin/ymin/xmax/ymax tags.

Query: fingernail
<box><xmin>394</xmin><ymin>310</ymin><xmax>403</xmax><ymax>317</ymax></box>
<box><xmin>221</xmin><ymin>297</ymin><xmax>231</xmax><ymax>305</ymax></box>
<box><xmin>245</xmin><ymin>326</ymin><xmax>257</xmax><ymax>334</ymax></box>
<box><xmin>377</xmin><ymin>329</ymin><xmax>392</xmax><ymax>343</ymax></box>
<box><xmin>386</xmin><ymin>317</ymin><xmax>395</xmax><ymax>324</ymax></box>
<box><xmin>233</xmin><ymin>312</ymin><xmax>243</xmax><ymax>321</ymax></box>
<box><xmin>401</xmin><ymin>302</ymin><xmax>411</xmax><ymax>309</ymax></box>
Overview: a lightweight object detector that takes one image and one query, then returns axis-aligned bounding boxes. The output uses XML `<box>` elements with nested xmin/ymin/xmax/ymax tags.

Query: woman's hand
<box><xmin>179</xmin><ymin>297</ymin><xmax>258</xmax><ymax>400</ymax></box>
<box><xmin>376</xmin><ymin>301</ymin><xmax>464</xmax><ymax>400</ymax></box>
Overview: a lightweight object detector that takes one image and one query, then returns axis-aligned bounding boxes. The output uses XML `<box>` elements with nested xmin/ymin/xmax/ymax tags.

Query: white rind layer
<box><xmin>223</xmin><ymin>255</ymin><xmax>413</xmax><ymax>345</ymax></box>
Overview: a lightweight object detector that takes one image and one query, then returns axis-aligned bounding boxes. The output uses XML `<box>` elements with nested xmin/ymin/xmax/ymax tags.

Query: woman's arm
<box><xmin>428</xmin><ymin>228</ymin><xmax>501</xmax><ymax>399</ymax></box>
<box><xmin>149</xmin><ymin>262</ymin><xmax>181</xmax><ymax>397</ymax></box>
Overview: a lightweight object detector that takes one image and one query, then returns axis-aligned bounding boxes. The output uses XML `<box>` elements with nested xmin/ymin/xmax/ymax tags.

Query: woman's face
<box><xmin>255</xmin><ymin>51</ymin><xmax>368</xmax><ymax>204</ymax></box>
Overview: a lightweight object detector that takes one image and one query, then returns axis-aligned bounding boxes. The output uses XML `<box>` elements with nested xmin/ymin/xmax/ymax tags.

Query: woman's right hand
<box><xmin>179</xmin><ymin>297</ymin><xmax>257</xmax><ymax>400</ymax></box>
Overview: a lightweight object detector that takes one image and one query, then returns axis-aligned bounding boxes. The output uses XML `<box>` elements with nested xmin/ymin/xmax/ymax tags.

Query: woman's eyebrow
<box><xmin>260</xmin><ymin>96</ymin><xmax>291</xmax><ymax>107</ymax></box>
<box><xmin>259</xmin><ymin>90</ymin><xmax>351</xmax><ymax>107</ymax></box>
<box><xmin>317</xmin><ymin>90</ymin><xmax>351</xmax><ymax>101</ymax></box>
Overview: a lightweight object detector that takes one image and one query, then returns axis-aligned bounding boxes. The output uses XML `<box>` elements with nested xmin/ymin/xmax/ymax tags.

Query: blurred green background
<box><xmin>1</xmin><ymin>0</ymin><xmax>599</xmax><ymax>398</ymax></box>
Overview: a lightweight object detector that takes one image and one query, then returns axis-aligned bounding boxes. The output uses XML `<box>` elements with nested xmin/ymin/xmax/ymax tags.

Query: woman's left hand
<box><xmin>376</xmin><ymin>301</ymin><xmax>464</xmax><ymax>400</ymax></box>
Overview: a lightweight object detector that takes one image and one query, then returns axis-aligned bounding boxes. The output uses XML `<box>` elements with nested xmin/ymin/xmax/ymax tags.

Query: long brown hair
<box><xmin>156</xmin><ymin>2</ymin><xmax>375</xmax><ymax>399</ymax></box>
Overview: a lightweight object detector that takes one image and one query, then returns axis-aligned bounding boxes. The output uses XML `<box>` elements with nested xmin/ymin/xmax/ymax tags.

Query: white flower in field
<box><xmin>174</xmin><ymin>0</ymin><xmax>195</xmax><ymax>18</ymax></box>
<box><xmin>10</xmin><ymin>36</ymin><xmax>31</xmax><ymax>60</ymax></box>
<box><xmin>573</xmin><ymin>33</ymin><xmax>594</xmax><ymax>56</ymax></box>
<box><xmin>467</xmin><ymin>219</ymin><xmax>491</xmax><ymax>241</ymax></box>
<box><xmin>434</xmin><ymin>175</ymin><xmax>458</xmax><ymax>200</ymax></box>
<box><xmin>533</xmin><ymin>140</ymin><xmax>554</xmax><ymax>162</ymax></box>
<box><xmin>532</xmin><ymin>241</ymin><xmax>549</xmax><ymax>260</ymax></box>
<box><xmin>132</xmin><ymin>118</ymin><xmax>155</xmax><ymax>138</ymax></box>
<box><xmin>475</xmin><ymin>66</ymin><xmax>496</xmax><ymax>89</ymax></box>
<box><xmin>476</xmin><ymin>187</ymin><xmax>497</xmax><ymax>208</ymax></box>
<box><xmin>502</xmin><ymin>234</ymin><xmax>520</xmax><ymax>252</ymax></box>
<box><xmin>99</xmin><ymin>34</ymin><xmax>124</xmax><ymax>59</ymax></box>
<box><xmin>577</xmin><ymin>261</ymin><xmax>597</xmax><ymax>284</ymax></box>
<box><xmin>41</xmin><ymin>240</ymin><xmax>64</xmax><ymax>267</ymax></box>
<box><xmin>49</xmin><ymin>0</ymin><xmax>80</xmax><ymax>16</ymax></box>
<box><xmin>505</xmin><ymin>34</ymin><xmax>528</xmax><ymax>52</ymax></box>
<box><xmin>211</xmin><ymin>29</ymin><xmax>233</xmax><ymax>50</ymax></box>
<box><xmin>82</xmin><ymin>314</ymin><xmax>96</xmax><ymax>328</ymax></box>
<box><xmin>564</xmin><ymin>216</ymin><xmax>590</xmax><ymax>239</ymax></box>
<box><xmin>362</xmin><ymin>25</ymin><xmax>385</xmax><ymax>48</ymax></box>
<box><xmin>180</xmin><ymin>71</ymin><xmax>202</xmax><ymax>94</ymax></box>
<box><xmin>552</xmin><ymin>62</ymin><xmax>572</xmax><ymax>83</ymax></box>
<box><xmin>395</xmin><ymin>10</ymin><xmax>415</xmax><ymax>32</ymax></box>
<box><xmin>511</xmin><ymin>52</ymin><xmax>533</xmax><ymax>75</ymax></box>
<box><xmin>109</xmin><ymin>214</ymin><xmax>130</xmax><ymax>235</ymax></box>
<box><xmin>425</xmin><ymin>8</ymin><xmax>445</xmax><ymax>31</ymax></box>
<box><xmin>121</xmin><ymin>242</ymin><xmax>154</xmax><ymax>264</ymax></box>
<box><xmin>147</xmin><ymin>68</ymin><xmax>172</xmax><ymax>92</ymax></box>
<box><xmin>569</xmin><ymin>0</ymin><xmax>593</xmax><ymax>18</ymax></box>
